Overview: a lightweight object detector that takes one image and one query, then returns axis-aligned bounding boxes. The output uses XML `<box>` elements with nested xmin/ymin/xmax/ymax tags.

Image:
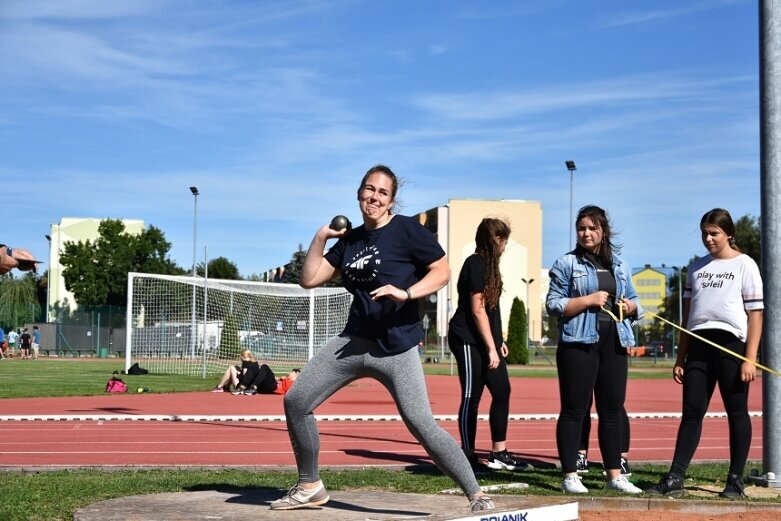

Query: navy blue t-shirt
<box><xmin>448</xmin><ymin>254</ymin><xmax>503</xmax><ymax>349</ymax></box>
<box><xmin>324</xmin><ymin>215</ymin><xmax>445</xmax><ymax>354</ymax></box>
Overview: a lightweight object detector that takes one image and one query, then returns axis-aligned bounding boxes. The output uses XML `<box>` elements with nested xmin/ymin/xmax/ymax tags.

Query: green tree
<box><xmin>59</xmin><ymin>219</ymin><xmax>182</xmax><ymax>307</ymax></box>
<box><xmin>0</xmin><ymin>273</ymin><xmax>40</xmax><ymax>330</ymax></box>
<box><xmin>282</xmin><ymin>244</ymin><xmax>342</xmax><ymax>287</ymax></box>
<box><xmin>197</xmin><ymin>256</ymin><xmax>241</xmax><ymax>280</ymax></box>
<box><xmin>506</xmin><ymin>297</ymin><xmax>529</xmax><ymax>365</ymax></box>
<box><xmin>219</xmin><ymin>314</ymin><xmax>241</xmax><ymax>360</ymax></box>
<box><xmin>734</xmin><ymin>214</ymin><xmax>760</xmax><ymax>266</ymax></box>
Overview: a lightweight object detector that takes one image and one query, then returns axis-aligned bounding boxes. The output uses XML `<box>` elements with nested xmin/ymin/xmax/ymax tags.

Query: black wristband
<box><xmin>405</xmin><ymin>288</ymin><xmax>412</xmax><ymax>300</ymax></box>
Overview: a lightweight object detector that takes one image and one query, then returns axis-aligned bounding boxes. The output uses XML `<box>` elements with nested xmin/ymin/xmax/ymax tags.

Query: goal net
<box><xmin>125</xmin><ymin>273</ymin><xmax>352</xmax><ymax>377</ymax></box>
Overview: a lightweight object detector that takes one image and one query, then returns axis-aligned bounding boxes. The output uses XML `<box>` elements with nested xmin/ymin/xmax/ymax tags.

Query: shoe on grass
<box><xmin>561</xmin><ymin>475</ymin><xmax>589</xmax><ymax>494</ymax></box>
<box><xmin>721</xmin><ymin>473</ymin><xmax>746</xmax><ymax>499</ymax></box>
<box><xmin>606</xmin><ymin>475</ymin><xmax>642</xmax><ymax>494</ymax></box>
<box><xmin>602</xmin><ymin>456</ymin><xmax>632</xmax><ymax>477</ymax></box>
<box><xmin>576</xmin><ymin>452</ymin><xmax>589</xmax><ymax>474</ymax></box>
<box><xmin>270</xmin><ymin>482</ymin><xmax>330</xmax><ymax>510</ymax></box>
<box><xmin>487</xmin><ymin>450</ymin><xmax>525</xmax><ymax>471</ymax></box>
<box><xmin>646</xmin><ymin>472</ymin><xmax>685</xmax><ymax>497</ymax></box>
<box><xmin>467</xmin><ymin>454</ymin><xmax>492</xmax><ymax>475</ymax></box>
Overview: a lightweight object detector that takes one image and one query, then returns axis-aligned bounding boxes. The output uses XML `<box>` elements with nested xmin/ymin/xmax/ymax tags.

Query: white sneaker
<box><xmin>561</xmin><ymin>475</ymin><xmax>589</xmax><ymax>494</ymax></box>
<box><xmin>606</xmin><ymin>475</ymin><xmax>643</xmax><ymax>494</ymax></box>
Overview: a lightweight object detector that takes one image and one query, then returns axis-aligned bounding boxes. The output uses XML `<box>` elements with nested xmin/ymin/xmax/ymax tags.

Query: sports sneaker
<box><xmin>620</xmin><ymin>456</ymin><xmax>632</xmax><ymax>476</ymax></box>
<box><xmin>576</xmin><ymin>452</ymin><xmax>589</xmax><ymax>474</ymax></box>
<box><xmin>469</xmin><ymin>495</ymin><xmax>494</xmax><ymax>512</ymax></box>
<box><xmin>602</xmin><ymin>456</ymin><xmax>632</xmax><ymax>477</ymax></box>
<box><xmin>231</xmin><ymin>385</ymin><xmax>245</xmax><ymax>395</ymax></box>
<box><xmin>721</xmin><ymin>473</ymin><xmax>746</xmax><ymax>499</ymax></box>
<box><xmin>606</xmin><ymin>475</ymin><xmax>643</xmax><ymax>494</ymax></box>
<box><xmin>467</xmin><ymin>454</ymin><xmax>492</xmax><ymax>475</ymax></box>
<box><xmin>646</xmin><ymin>472</ymin><xmax>685</xmax><ymax>497</ymax></box>
<box><xmin>244</xmin><ymin>386</ymin><xmax>258</xmax><ymax>396</ymax></box>
<box><xmin>270</xmin><ymin>482</ymin><xmax>330</xmax><ymax>510</ymax></box>
<box><xmin>211</xmin><ymin>386</ymin><xmax>224</xmax><ymax>393</ymax></box>
<box><xmin>487</xmin><ymin>450</ymin><xmax>524</xmax><ymax>471</ymax></box>
<box><xmin>561</xmin><ymin>475</ymin><xmax>589</xmax><ymax>494</ymax></box>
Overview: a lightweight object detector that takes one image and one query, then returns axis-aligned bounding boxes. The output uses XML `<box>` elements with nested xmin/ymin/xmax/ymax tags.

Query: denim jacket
<box><xmin>545</xmin><ymin>251</ymin><xmax>642</xmax><ymax>348</ymax></box>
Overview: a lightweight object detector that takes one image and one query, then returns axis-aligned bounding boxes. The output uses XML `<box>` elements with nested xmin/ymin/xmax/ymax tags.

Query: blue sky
<box><xmin>0</xmin><ymin>0</ymin><xmax>760</xmax><ymax>277</ymax></box>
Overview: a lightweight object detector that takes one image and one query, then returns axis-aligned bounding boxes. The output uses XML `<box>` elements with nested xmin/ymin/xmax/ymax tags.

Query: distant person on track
<box><xmin>448</xmin><ymin>217</ymin><xmax>524</xmax><ymax>472</ymax></box>
<box><xmin>546</xmin><ymin>205</ymin><xmax>643</xmax><ymax>495</ymax></box>
<box><xmin>31</xmin><ymin>325</ymin><xmax>41</xmax><ymax>360</ymax></box>
<box><xmin>19</xmin><ymin>328</ymin><xmax>32</xmax><ymax>360</ymax></box>
<box><xmin>272</xmin><ymin>164</ymin><xmax>494</xmax><ymax>513</ymax></box>
<box><xmin>647</xmin><ymin>208</ymin><xmax>763</xmax><ymax>499</ymax></box>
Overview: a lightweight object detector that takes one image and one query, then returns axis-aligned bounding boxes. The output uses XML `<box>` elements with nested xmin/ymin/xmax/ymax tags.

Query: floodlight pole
<box><xmin>190</xmin><ymin>186</ymin><xmax>199</xmax><ymax>360</ymax></box>
<box><xmin>565</xmin><ymin>161</ymin><xmax>577</xmax><ymax>249</ymax></box>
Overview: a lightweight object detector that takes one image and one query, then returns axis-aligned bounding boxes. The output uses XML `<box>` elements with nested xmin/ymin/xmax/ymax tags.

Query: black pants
<box><xmin>670</xmin><ymin>329</ymin><xmax>752</xmax><ymax>478</ymax></box>
<box><xmin>449</xmin><ymin>333</ymin><xmax>511</xmax><ymax>453</ymax></box>
<box><xmin>556</xmin><ymin>323</ymin><xmax>628</xmax><ymax>473</ymax></box>
<box><xmin>580</xmin><ymin>399</ymin><xmax>630</xmax><ymax>454</ymax></box>
<box><xmin>241</xmin><ymin>363</ymin><xmax>278</xmax><ymax>393</ymax></box>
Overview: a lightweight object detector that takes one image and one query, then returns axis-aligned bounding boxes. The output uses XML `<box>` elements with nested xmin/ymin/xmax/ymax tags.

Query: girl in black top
<box><xmin>448</xmin><ymin>218</ymin><xmax>522</xmax><ymax>471</ymax></box>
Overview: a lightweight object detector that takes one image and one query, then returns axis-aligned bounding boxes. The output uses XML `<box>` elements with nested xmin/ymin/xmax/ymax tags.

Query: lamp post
<box><xmin>521</xmin><ymin>277</ymin><xmax>535</xmax><ymax>341</ymax></box>
<box><xmin>44</xmin><ymin>234</ymin><xmax>52</xmax><ymax>323</ymax></box>
<box><xmin>190</xmin><ymin>186</ymin><xmax>199</xmax><ymax>359</ymax></box>
<box><xmin>565</xmin><ymin>161</ymin><xmax>577</xmax><ymax>248</ymax></box>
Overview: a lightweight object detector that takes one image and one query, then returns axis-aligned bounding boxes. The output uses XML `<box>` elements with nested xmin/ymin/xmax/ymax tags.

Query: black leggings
<box><xmin>449</xmin><ymin>333</ymin><xmax>511</xmax><ymax>453</ymax></box>
<box><xmin>556</xmin><ymin>324</ymin><xmax>628</xmax><ymax>473</ymax></box>
<box><xmin>580</xmin><ymin>399</ymin><xmax>630</xmax><ymax>454</ymax></box>
<box><xmin>670</xmin><ymin>329</ymin><xmax>752</xmax><ymax>478</ymax></box>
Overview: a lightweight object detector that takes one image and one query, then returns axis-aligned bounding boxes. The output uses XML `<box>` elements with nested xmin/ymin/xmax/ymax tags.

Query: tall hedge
<box><xmin>219</xmin><ymin>314</ymin><xmax>241</xmax><ymax>360</ymax></box>
<box><xmin>506</xmin><ymin>297</ymin><xmax>529</xmax><ymax>365</ymax></box>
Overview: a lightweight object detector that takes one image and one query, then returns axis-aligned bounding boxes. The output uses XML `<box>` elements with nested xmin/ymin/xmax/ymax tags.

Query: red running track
<box><xmin>0</xmin><ymin>375</ymin><xmax>765</xmax><ymax>469</ymax></box>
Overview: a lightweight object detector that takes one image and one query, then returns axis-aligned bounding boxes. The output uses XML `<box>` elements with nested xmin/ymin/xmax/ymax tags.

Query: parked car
<box><xmin>646</xmin><ymin>340</ymin><xmax>669</xmax><ymax>357</ymax></box>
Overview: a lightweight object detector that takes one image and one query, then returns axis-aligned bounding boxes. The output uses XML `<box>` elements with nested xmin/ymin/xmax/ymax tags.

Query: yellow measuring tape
<box><xmin>601</xmin><ymin>302</ymin><xmax>779</xmax><ymax>378</ymax></box>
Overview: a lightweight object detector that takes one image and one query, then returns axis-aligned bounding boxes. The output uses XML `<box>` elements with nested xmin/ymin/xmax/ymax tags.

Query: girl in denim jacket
<box><xmin>546</xmin><ymin>205</ymin><xmax>642</xmax><ymax>495</ymax></box>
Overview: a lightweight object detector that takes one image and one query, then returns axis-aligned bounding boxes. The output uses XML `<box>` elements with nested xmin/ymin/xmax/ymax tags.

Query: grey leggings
<box><xmin>283</xmin><ymin>334</ymin><xmax>481</xmax><ymax>497</ymax></box>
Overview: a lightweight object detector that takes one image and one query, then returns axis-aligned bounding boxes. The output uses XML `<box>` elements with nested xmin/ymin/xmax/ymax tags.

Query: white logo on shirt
<box><xmin>349</xmin><ymin>254</ymin><xmax>374</xmax><ymax>270</ymax></box>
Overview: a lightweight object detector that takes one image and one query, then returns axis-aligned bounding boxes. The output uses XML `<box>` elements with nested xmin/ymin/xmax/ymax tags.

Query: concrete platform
<box><xmin>74</xmin><ymin>489</ymin><xmax>579</xmax><ymax>521</ymax></box>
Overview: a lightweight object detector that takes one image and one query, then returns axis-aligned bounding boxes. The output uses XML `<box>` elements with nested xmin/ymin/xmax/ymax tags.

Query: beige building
<box><xmin>47</xmin><ymin>218</ymin><xmax>145</xmax><ymax>321</ymax></box>
<box><xmin>416</xmin><ymin>199</ymin><xmax>543</xmax><ymax>343</ymax></box>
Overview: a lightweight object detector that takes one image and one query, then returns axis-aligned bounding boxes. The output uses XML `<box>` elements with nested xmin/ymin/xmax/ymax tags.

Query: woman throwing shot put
<box><xmin>647</xmin><ymin>208</ymin><xmax>763</xmax><ymax>499</ymax></box>
<box><xmin>271</xmin><ymin>165</ymin><xmax>494</xmax><ymax>513</ymax></box>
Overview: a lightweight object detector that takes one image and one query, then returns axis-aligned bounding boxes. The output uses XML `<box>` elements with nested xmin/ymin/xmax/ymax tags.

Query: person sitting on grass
<box><xmin>212</xmin><ymin>349</ymin><xmax>259</xmax><ymax>393</ymax></box>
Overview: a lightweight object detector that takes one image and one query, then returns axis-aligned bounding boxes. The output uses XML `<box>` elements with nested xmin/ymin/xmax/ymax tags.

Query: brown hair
<box><xmin>357</xmin><ymin>164</ymin><xmax>400</xmax><ymax>213</ymax></box>
<box><xmin>700</xmin><ymin>208</ymin><xmax>741</xmax><ymax>252</ymax></box>
<box><xmin>475</xmin><ymin>217</ymin><xmax>511</xmax><ymax>310</ymax></box>
<box><xmin>575</xmin><ymin>205</ymin><xmax>621</xmax><ymax>267</ymax></box>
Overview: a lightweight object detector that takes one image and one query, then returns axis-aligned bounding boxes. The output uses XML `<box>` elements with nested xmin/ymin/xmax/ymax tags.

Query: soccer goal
<box><xmin>125</xmin><ymin>273</ymin><xmax>352</xmax><ymax>377</ymax></box>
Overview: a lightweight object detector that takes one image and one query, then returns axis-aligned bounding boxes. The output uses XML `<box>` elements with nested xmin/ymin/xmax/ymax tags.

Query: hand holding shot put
<box><xmin>0</xmin><ymin>245</ymin><xmax>41</xmax><ymax>275</ymax></box>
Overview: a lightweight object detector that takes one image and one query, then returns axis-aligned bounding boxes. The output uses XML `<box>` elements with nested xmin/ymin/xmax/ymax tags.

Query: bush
<box><xmin>219</xmin><ymin>314</ymin><xmax>241</xmax><ymax>360</ymax></box>
<box><xmin>506</xmin><ymin>297</ymin><xmax>529</xmax><ymax>365</ymax></box>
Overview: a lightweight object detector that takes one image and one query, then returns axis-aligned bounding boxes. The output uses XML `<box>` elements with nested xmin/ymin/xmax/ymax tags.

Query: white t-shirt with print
<box><xmin>684</xmin><ymin>253</ymin><xmax>763</xmax><ymax>342</ymax></box>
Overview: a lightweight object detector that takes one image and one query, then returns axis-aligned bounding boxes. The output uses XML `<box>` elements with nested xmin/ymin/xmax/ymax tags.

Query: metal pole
<box><xmin>569</xmin><ymin>169</ymin><xmax>573</xmax><ymax>248</ymax></box>
<box><xmin>190</xmin><ymin>187</ymin><xmax>199</xmax><ymax>359</ymax></box>
<box><xmin>755</xmin><ymin>0</ymin><xmax>781</xmax><ymax>488</ymax></box>
<box><xmin>201</xmin><ymin>245</ymin><xmax>209</xmax><ymax>379</ymax></box>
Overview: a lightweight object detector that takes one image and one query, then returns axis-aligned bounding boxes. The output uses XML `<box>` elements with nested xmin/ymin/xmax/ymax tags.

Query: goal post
<box><xmin>125</xmin><ymin>273</ymin><xmax>352</xmax><ymax>377</ymax></box>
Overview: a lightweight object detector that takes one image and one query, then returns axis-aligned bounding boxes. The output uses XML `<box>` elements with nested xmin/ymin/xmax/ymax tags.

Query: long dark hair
<box><xmin>475</xmin><ymin>217</ymin><xmax>511</xmax><ymax>310</ymax></box>
<box><xmin>575</xmin><ymin>205</ymin><xmax>621</xmax><ymax>267</ymax></box>
<box><xmin>700</xmin><ymin>208</ymin><xmax>741</xmax><ymax>252</ymax></box>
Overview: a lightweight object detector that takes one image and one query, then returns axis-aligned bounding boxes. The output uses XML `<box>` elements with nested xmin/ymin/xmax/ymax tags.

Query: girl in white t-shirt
<box><xmin>647</xmin><ymin>208</ymin><xmax>763</xmax><ymax>499</ymax></box>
